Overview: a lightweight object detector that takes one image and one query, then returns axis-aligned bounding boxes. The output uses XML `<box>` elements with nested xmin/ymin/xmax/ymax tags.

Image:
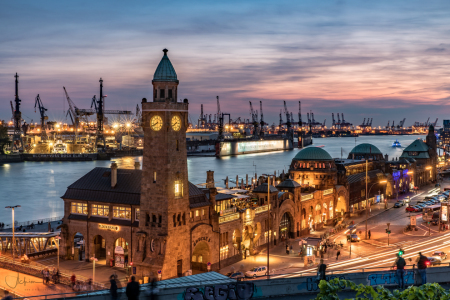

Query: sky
<box><xmin>1</xmin><ymin>0</ymin><xmax>450</xmax><ymax>127</ymax></box>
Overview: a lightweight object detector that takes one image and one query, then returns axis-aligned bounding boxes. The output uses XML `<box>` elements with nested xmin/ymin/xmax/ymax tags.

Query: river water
<box><xmin>0</xmin><ymin>135</ymin><xmax>425</xmax><ymax>222</ymax></box>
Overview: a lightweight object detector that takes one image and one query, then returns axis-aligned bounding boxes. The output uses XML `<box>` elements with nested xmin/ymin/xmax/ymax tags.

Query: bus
<box><xmin>423</xmin><ymin>204</ymin><xmax>441</xmax><ymax>220</ymax></box>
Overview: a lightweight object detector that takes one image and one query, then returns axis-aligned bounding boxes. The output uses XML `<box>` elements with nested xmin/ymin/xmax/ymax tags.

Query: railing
<box><xmin>301</xmin><ymin>194</ymin><xmax>314</xmax><ymax>201</ymax></box>
<box><xmin>255</xmin><ymin>204</ymin><xmax>271</xmax><ymax>214</ymax></box>
<box><xmin>220</xmin><ymin>207</ymin><xmax>237</xmax><ymax>216</ymax></box>
<box><xmin>219</xmin><ymin>212</ymin><xmax>240</xmax><ymax>224</ymax></box>
<box><xmin>323</xmin><ymin>188</ymin><xmax>334</xmax><ymax>196</ymax></box>
<box><xmin>0</xmin><ymin>216</ymin><xmax>64</xmax><ymax>230</ymax></box>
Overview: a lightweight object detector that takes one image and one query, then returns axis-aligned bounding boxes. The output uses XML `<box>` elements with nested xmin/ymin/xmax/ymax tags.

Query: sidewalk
<box><xmin>0</xmin><ymin>268</ymin><xmax>74</xmax><ymax>299</ymax></box>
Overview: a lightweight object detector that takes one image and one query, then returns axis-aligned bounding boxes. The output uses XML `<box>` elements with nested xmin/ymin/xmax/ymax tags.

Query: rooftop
<box><xmin>153</xmin><ymin>49</ymin><xmax>178</xmax><ymax>83</ymax></box>
<box><xmin>349</xmin><ymin>143</ymin><xmax>382</xmax><ymax>155</ymax></box>
<box><xmin>293</xmin><ymin>147</ymin><xmax>333</xmax><ymax>161</ymax></box>
<box><xmin>277</xmin><ymin>179</ymin><xmax>301</xmax><ymax>189</ymax></box>
<box><xmin>253</xmin><ymin>183</ymin><xmax>278</xmax><ymax>193</ymax></box>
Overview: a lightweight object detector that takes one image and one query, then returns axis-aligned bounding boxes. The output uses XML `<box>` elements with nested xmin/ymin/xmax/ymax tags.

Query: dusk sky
<box><xmin>1</xmin><ymin>0</ymin><xmax>449</xmax><ymax>127</ymax></box>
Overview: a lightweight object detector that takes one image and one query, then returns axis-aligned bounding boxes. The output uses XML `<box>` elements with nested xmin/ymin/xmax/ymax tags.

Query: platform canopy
<box><xmin>0</xmin><ymin>232</ymin><xmax>60</xmax><ymax>238</ymax></box>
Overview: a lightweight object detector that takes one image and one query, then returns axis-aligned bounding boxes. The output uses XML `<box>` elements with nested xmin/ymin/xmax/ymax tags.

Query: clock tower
<box><xmin>136</xmin><ymin>49</ymin><xmax>190</xmax><ymax>279</ymax></box>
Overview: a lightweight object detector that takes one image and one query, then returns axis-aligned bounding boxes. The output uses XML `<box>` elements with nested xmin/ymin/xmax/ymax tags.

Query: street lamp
<box><xmin>365</xmin><ymin>180</ymin><xmax>387</xmax><ymax>239</ymax></box>
<box><xmin>91</xmin><ymin>257</ymin><xmax>98</xmax><ymax>284</ymax></box>
<box><xmin>262</xmin><ymin>174</ymin><xmax>275</xmax><ymax>279</ymax></box>
<box><xmin>55</xmin><ymin>236</ymin><xmax>61</xmax><ymax>271</ymax></box>
<box><xmin>5</xmin><ymin>205</ymin><xmax>21</xmax><ymax>262</ymax></box>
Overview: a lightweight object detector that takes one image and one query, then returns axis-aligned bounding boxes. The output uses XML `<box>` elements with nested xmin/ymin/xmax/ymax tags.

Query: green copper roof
<box><xmin>293</xmin><ymin>147</ymin><xmax>333</xmax><ymax>161</ymax></box>
<box><xmin>349</xmin><ymin>143</ymin><xmax>382</xmax><ymax>155</ymax></box>
<box><xmin>402</xmin><ymin>139</ymin><xmax>429</xmax><ymax>152</ymax></box>
<box><xmin>400</xmin><ymin>152</ymin><xmax>430</xmax><ymax>159</ymax></box>
<box><xmin>153</xmin><ymin>49</ymin><xmax>178</xmax><ymax>82</ymax></box>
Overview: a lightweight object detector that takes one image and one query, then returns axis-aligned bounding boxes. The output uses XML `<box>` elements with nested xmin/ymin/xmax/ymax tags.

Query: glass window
<box><xmin>160</xmin><ymin>89</ymin><xmax>165</xmax><ymax>98</ymax></box>
<box><xmin>113</xmin><ymin>206</ymin><xmax>131</xmax><ymax>219</ymax></box>
<box><xmin>92</xmin><ymin>204</ymin><xmax>109</xmax><ymax>217</ymax></box>
<box><xmin>71</xmin><ymin>202</ymin><xmax>87</xmax><ymax>215</ymax></box>
<box><xmin>135</xmin><ymin>208</ymin><xmax>140</xmax><ymax>221</ymax></box>
<box><xmin>175</xmin><ymin>181</ymin><xmax>183</xmax><ymax>198</ymax></box>
<box><xmin>195</xmin><ymin>210</ymin><xmax>199</xmax><ymax>217</ymax></box>
<box><xmin>202</xmin><ymin>209</ymin><xmax>205</xmax><ymax>216</ymax></box>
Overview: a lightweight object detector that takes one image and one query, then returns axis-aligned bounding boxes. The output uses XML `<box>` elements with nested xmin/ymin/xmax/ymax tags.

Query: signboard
<box><xmin>115</xmin><ymin>246</ymin><xmax>125</xmax><ymax>268</ymax></box>
<box><xmin>99</xmin><ymin>224</ymin><xmax>120</xmax><ymax>231</ymax></box>
<box><xmin>442</xmin><ymin>206</ymin><xmax>448</xmax><ymax>222</ymax></box>
<box><xmin>115</xmin><ymin>246</ymin><xmax>124</xmax><ymax>254</ymax></box>
<box><xmin>410</xmin><ymin>216</ymin><xmax>416</xmax><ymax>226</ymax></box>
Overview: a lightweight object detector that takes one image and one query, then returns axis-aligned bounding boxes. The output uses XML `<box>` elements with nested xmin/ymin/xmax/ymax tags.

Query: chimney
<box><xmin>111</xmin><ymin>162</ymin><xmax>118</xmax><ymax>188</ymax></box>
<box><xmin>134</xmin><ymin>161</ymin><xmax>141</xmax><ymax>170</ymax></box>
<box><xmin>206</xmin><ymin>170</ymin><xmax>215</xmax><ymax>188</ymax></box>
<box><xmin>385</xmin><ymin>154</ymin><xmax>388</xmax><ymax>161</ymax></box>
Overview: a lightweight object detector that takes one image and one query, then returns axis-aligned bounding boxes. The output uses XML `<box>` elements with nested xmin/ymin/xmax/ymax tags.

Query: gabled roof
<box><xmin>153</xmin><ymin>49</ymin><xmax>178</xmax><ymax>82</ymax></box>
<box><xmin>402</xmin><ymin>139</ymin><xmax>429</xmax><ymax>152</ymax></box>
<box><xmin>253</xmin><ymin>183</ymin><xmax>278</xmax><ymax>193</ymax></box>
<box><xmin>293</xmin><ymin>147</ymin><xmax>333</xmax><ymax>161</ymax></box>
<box><xmin>276</xmin><ymin>179</ymin><xmax>301</xmax><ymax>189</ymax></box>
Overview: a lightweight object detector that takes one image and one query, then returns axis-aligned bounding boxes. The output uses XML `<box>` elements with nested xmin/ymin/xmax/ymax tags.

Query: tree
<box><xmin>315</xmin><ymin>278</ymin><xmax>450</xmax><ymax>300</ymax></box>
<box><xmin>0</xmin><ymin>124</ymin><xmax>11</xmax><ymax>154</ymax></box>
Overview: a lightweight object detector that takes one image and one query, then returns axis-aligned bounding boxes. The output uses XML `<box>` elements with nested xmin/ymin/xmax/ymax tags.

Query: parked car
<box><xmin>428</xmin><ymin>256</ymin><xmax>441</xmax><ymax>266</ymax></box>
<box><xmin>414</xmin><ymin>206</ymin><xmax>423</xmax><ymax>212</ymax></box>
<box><xmin>345</xmin><ymin>225</ymin><xmax>357</xmax><ymax>234</ymax></box>
<box><xmin>394</xmin><ymin>202</ymin><xmax>402</xmax><ymax>208</ymax></box>
<box><xmin>406</xmin><ymin>206</ymin><xmax>416</xmax><ymax>212</ymax></box>
<box><xmin>229</xmin><ymin>271</ymin><xmax>245</xmax><ymax>279</ymax></box>
<box><xmin>432</xmin><ymin>251</ymin><xmax>447</xmax><ymax>260</ymax></box>
<box><xmin>245</xmin><ymin>266</ymin><xmax>267</xmax><ymax>278</ymax></box>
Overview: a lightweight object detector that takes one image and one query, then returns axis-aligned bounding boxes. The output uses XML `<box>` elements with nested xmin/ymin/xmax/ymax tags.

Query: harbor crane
<box><xmin>216</xmin><ymin>96</ymin><xmax>230</xmax><ymax>140</ymax></box>
<box><xmin>283</xmin><ymin>101</ymin><xmax>291</xmax><ymax>132</ymax></box>
<box><xmin>12</xmin><ymin>73</ymin><xmax>24</xmax><ymax>150</ymax></box>
<box><xmin>332</xmin><ymin>113</ymin><xmax>336</xmax><ymax>128</ymax></box>
<box><xmin>63</xmin><ymin>86</ymin><xmax>81</xmax><ymax>142</ymax></box>
<box><xmin>298</xmin><ymin>101</ymin><xmax>302</xmax><ymax>129</ymax></box>
<box><xmin>259</xmin><ymin>101</ymin><xmax>264</xmax><ymax>137</ymax></box>
<box><xmin>249</xmin><ymin>101</ymin><xmax>259</xmax><ymax>137</ymax></box>
<box><xmin>135</xmin><ymin>105</ymin><xmax>142</xmax><ymax>127</ymax></box>
<box><xmin>34</xmin><ymin>94</ymin><xmax>48</xmax><ymax>140</ymax></box>
<box><xmin>279</xmin><ymin>110</ymin><xmax>283</xmax><ymax>129</ymax></box>
<box><xmin>433</xmin><ymin>118</ymin><xmax>438</xmax><ymax>127</ymax></box>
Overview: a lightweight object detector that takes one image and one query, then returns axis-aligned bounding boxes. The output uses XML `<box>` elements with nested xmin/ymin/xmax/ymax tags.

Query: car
<box><xmin>418</xmin><ymin>200</ymin><xmax>427</xmax><ymax>204</ymax></box>
<box><xmin>432</xmin><ymin>251</ymin><xmax>447</xmax><ymax>260</ymax></box>
<box><xmin>345</xmin><ymin>225</ymin><xmax>357</xmax><ymax>234</ymax></box>
<box><xmin>349</xmin><ymin>234</ymin><xmax>360</xmax><ymax>242</ymax></box>
<box><xmin>404</xmin><ymin>196</ymin><xmax>410</xmax><ymax>203</ymax></box>
<box><xmin>394</xmin><ymin>202</ymin><xmax>402</xmax><ymax>208</ymax></box>
<box><xmin>245</xmin><ymin>266</ymin><xmax>267</xmax><ymax>278</ymax></box>
<box><xmin>427</xmin><ymin>257</ymin><xmax>441</xmax><ymax>266</ymax></box>
<box><xmin>414</xmin><ymin>206</ymin><xmax>423</xmax><ymax>212</ymax></box>
<box><xmin>406</xmin><ymin>206</ymin><xmax>416</xmax><ymax>212</ymax></box>
<box><xmin>229</xmin><ymin>271</ymin><xmax>245</xmax><ymax>279</ymax></box>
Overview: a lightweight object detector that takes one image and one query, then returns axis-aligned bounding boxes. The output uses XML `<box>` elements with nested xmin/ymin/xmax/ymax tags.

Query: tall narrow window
<box><xmin>160</xmin><ymin>89</ymin><xmax>165</xmax><ymax>98</ymax></box>
<box><xmin>168</xmin><ymin>89</ymin><xmax>173</xmax><ymax>98</ymax></box>
<box><xmin>176</xmin><ymin>140</ymin><xmax>179</xmax><ymax>151</ymax></box>
<box><xmin>159</xmin><ymin>215</ymin><xmax>162</xmax><ymax>224</ymax></box>
<box><xmin>173</xmin><ymin>214</ymin><xmax>176</xmax><ymax>227</ymax></box>
<box><xmin>153</xmin><ymin>172</ymin><xmax>156</xmax><ymax>183</ymax></box>
<box><xmin>175</xmin><ymin>181</ymin><xmax>183</xmax><ymax>198</ymax></box>
<box><xmin>182</xmin><ymin>213</ymin><xmax>186</xmax><ymax>225</ymax></box>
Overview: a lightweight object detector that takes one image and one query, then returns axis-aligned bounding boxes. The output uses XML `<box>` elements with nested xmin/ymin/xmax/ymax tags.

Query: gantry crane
<box><xmin>12</xmin><ymin>73</ymin><xmax>24</xmax><ymax>150</ymax></box>
<box><xmin>34</xmin><ymin>94</ymin><xmax>48</xmax><ymax>141</ymax></box>
<box><xmin>249</xmin><ymin>101</ymin><xmax>259</xmax><ymax>138</ymax></box>
<box><xmin>259</xmin><ymin>101</ymin><xmax>264</xmax><ymax>137</ymax></box>
<box><xmin>283</xmin><ymin>101</ymin><xmax>291</xmax><ymax>133</ymax></box>
<box><xmin>298</xmin><ymin>101</ymin><xmax>302</xmax><ymax>130</ymax></box>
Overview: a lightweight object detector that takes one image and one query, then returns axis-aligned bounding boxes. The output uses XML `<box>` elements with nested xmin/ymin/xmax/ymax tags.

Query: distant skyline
<box><xmin>1</xmin><ymin>0</ymin><xmax>449</xmax><ymax>127</ymax></box>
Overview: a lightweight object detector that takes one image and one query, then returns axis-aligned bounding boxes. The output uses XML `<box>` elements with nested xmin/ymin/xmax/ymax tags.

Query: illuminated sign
<box><xmin>442</xmin><ymin>206</ymin><xmax>448</xmax><ymax>222</ymax></box>
<box><xmin>99</xmin><ymin>224</ymin><xmax>120</xmax><ymax>231</ymax></box>
<box><xmin>238</xmin><ymin>140</ymin><xmax>284</xmax><ymax>153</ymax></box>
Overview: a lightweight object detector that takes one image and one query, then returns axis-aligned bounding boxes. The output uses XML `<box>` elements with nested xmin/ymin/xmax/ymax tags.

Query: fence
<box><xmin>0</xmin><ymin>216</ymin><xmax>63</xmax><ymax>230</ymax></box>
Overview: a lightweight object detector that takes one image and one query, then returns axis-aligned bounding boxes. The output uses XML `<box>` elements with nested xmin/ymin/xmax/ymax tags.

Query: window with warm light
<box><xmin>71</xmin><ymin>202</ymin><xmax>87</xmax><ymax>215</ymax></box>
<box><xmin>92</xmin><ymin>204</ymin><xmax>109</xmax><ymax>217</ymax></box>
<box><xmin>175</xmin><ymin>181</ymin><xmax>183</xmax><ymax>198</ymax></box>
<box><xmin>135</xmin><ymin>208</ymin><xmax>140</xmax><ymax>221</ymax></box>
<box><xmin>195</xmin><ymin>210</ymin><xmax>199</xmax><ymax>217</ymax></box>
<box><xmin>113</xmin><ymin>206</ymin><xmax>131</xmax><ymax>219</ymax></box>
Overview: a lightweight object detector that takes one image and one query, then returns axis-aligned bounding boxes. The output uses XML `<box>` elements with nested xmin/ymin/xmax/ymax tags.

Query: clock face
<box><xmin>150</xmin><ymin>115</ymin><xmax>163</xmax><ymax>131</ymax></box>
<box><xmin>171</xmin><ymin>115</ymin><xmax>181</xmax><ymax>131</ymax></box>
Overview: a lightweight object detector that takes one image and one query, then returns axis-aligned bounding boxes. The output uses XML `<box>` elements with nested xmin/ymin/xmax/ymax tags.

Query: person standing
<box><xmin>336</xmin><ymin>250</ymin><xmax>341</xmax><ymax>260</ymax></box>
<box><xmin>317</xmin><ymin>259</ymin><xmax>327</xmax><ymax>282</ymax></box>
<box><xmin>126</xmin><ymin>276</ymin><xmax>140</xmax><ymax>300</ymax></box>
<box><xmin>416</xmin><ymin>252</ymin><xmax>429</xmax><ymax>285</ymax></box>
<box><xmin>368</xmin><ymin>230</ymin><xmax>371</xmax><ymax>240</ymax></box>
<box><xmin>110</xmin><ymin>275</ymin><xmax>118</xmax><ymax>300</ymax></box>
<box><xmin>286</xmin><ymin>244</ymin><xmax>289</xmax><ymax>255</ymax></box>
<box><xmin>70</xmin><ymin>274</ymin><xmax>76</xmax><ymax>289</ymax></box>
<box><xmin>393</xmin><ymin>253</ymin><xmax>406</xmax><ymax>289</ymax></box>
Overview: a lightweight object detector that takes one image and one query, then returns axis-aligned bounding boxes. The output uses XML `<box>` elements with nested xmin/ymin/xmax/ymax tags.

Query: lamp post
<box><xmin>263</xmin><ymin>174</ymin><xmax>275</xmax><ymax>279</ymax></box>
<box><xmin>55</xmin><ymin>236</ymin><xmax>61</xmax><ymax>271</ymax></box>
<box><xmin>5</xmin><ymin>205</ymin><xmax>21</xmax><ymax>262</ymax></box>
<box><xmin>365</xmin><ymin>180</ymin><xmax>387</xmax><ymax>239</ymax></box>
<box><xmin>91</xmin><ymin>257</ymin><xmax>98</xmax><ymax>284</ymax></box>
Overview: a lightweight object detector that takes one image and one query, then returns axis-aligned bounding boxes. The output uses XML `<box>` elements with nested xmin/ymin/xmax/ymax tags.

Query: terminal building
<box><xmin>59</xmin><ymin>49</ymin><xmax>439</xmax><ymax>281</ymax></box>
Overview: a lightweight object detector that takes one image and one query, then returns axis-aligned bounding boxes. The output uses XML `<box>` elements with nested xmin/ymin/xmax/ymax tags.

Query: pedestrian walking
<box><xmin>1</xmin><ymin>290</ymin><xmax>13</xmax><ymax>300</ymax></box>
<box><xmin>368</xmin><ymin>230</ymin><xmax>371</xmax><ymax>240</ymax></box>
<box><xmin>70</xmin><ymin>274</ymin><xmax>76</xmax><ymax>289</ymax></box>
<box><xmin>393</xmin><ymin>253</ymin><xmax>406</xmax><ymax>289</ymax></box>
<box><xmin>336</xmin><ymin>250</ymin><xmax>341</xmax><ymax>260</ymax></box>
<box><xmin>88</xmin><ymin>278</ymin><xmax>93</xmax><ymax>290</ymax></box>
<box><xmin>317</xmin><ymin>259</ymin><xmax>327</xmax><ymax>282</ymax></box>
<box><xmin>126</xmin><ymin>276</ymin><xmax>140</xmax><ymax>300</ymax></box>
<box><xmin>286</xmin><ymin>244</ymin><xmax>289</xmax><ymax>254</ymax></box>
<box><xmin>110</xmin><ymin>275</ymin><xmax>118</xmax><ymax>300</ymax></box>
<box><xmin>416</xmin><ymin>252</ymin><xmax>429</xmax><ymax>285</ymax></box>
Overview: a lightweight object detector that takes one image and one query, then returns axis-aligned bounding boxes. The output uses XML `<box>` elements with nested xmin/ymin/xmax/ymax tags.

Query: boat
<box><xmin>392</xmin><ymin>139</ymin><xmax>401</xmax><ymax>147</ymax></box>
<box><xmin>52</xmin><ymin>140</ymin><xmax>67</xmax><ymax>154</ymax></box>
